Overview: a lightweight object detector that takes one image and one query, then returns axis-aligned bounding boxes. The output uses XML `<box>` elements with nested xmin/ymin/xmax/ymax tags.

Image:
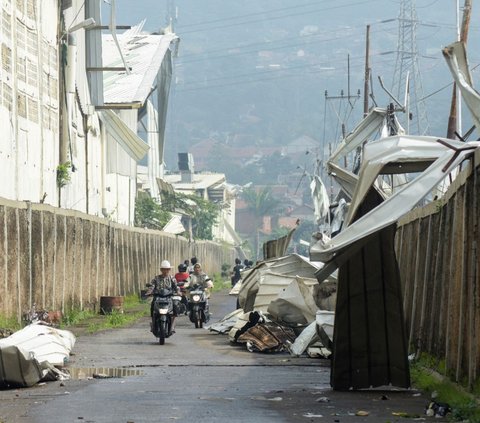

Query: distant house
<box><xmin>163</xmin><ymin>166</ymin><xmax>237</xmax><ymax>244</ymax></box>
<box><xmin>282</xmin><ymin>135</ymin><xmax>320</xmax><ymax>157</ymax></box>
<box><xmin>189</xmin><ymin>139</ymin><xmax>279</xmax><ymax>171</ymax></box>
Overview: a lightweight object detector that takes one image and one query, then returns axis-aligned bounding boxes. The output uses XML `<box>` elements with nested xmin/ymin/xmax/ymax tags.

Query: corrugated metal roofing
<box><xmin>102</xmin><ymin>25</ymin><xmax>178</xmax><ymax>105</ymax></box>
<box><xmin>163</xmin><ymin>173</ymin><xmax>226</xmax><ymax>191</ymax></box>
<box><xmin>98</xmin><ymin>110</ymin><xmax>149</xmax><ymax>161</ymax></box>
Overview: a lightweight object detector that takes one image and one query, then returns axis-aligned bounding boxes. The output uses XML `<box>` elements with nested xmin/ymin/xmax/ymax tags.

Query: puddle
<box><xmin>67</xmin><ymin>367</ymin><xmax>144</xmax><ymax>380</ymax></box>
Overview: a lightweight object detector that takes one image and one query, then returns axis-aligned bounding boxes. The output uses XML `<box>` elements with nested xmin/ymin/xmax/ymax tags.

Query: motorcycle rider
<box><xmin>174</xmin><ymin>263</ymin><xmax>190</xmax><ymax>312</ymax></box>
<box><xmin>189</xmin><ymin>263</ymin><xmax>213</xmax><ymax>290</ymax></box>
<box><xmin>147</xmin><ymin>260</ymin><xmax>179</xmax><ymax>334</ymax></box>
<box><xmin>187</xmin><ymin>262</ymin><xmax>213</xmax><ymax>320</ymax></box>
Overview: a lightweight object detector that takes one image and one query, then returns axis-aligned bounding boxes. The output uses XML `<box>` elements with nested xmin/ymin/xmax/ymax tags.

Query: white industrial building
<box><xmin>0</xmin><ymin>0</ymin><xmax>178</xmax><ymax>225</ymax></box>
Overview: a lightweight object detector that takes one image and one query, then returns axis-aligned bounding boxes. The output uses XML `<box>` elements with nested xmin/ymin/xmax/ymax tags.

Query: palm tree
<box><xmin>241</xmin><ymin>187</ymin><xmax>280</xmax><ymax>259</ymax></box>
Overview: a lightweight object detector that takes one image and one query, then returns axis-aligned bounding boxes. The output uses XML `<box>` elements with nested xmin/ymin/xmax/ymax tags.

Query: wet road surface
<box><xmin>0</xmin><ymin>291</ymin><xmax>444</xmax><ymax>422</ymax></box>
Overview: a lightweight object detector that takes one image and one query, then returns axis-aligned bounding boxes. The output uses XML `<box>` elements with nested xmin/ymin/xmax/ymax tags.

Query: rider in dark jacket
<box><xmin>148</xmin><ymin>260</ymin><xmax>178</xmax><ymax>332</ymax></box>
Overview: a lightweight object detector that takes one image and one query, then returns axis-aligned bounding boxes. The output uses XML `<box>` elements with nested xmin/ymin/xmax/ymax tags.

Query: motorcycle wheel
<box><xmin>194</xmin><ymin>311</ymin><xmax>200</xmax><ymax>329</ymax></box>
<box><xmin>159</xmin><ymin>320</ymin><xmax>167</xmax><ymax>345</ymax></box>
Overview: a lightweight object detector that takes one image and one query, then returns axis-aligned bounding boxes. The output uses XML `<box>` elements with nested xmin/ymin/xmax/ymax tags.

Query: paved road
<box><xmin>0</xmin><ymin>292</ymin><xmax>445</xmax><ymax>423</ymax></box>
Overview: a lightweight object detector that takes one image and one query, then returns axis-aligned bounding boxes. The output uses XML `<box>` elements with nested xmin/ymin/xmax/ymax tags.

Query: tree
<box><xmin>241</xmin><ymin>187</ymin><xmax>280</xmax><ymax>259</ymax></box>
<box><xmin>161</xmin><ymin>191</ymin><xmax>221</xmax><ymax>241</ymax></box>
<box><xmin>134</xmin><ymin>192</ymin><xmax>171</xmax><ymax>230</ymax></box>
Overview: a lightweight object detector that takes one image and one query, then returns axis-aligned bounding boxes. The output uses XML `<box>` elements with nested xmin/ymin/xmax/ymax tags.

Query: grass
<box><xmin>211</xmin><ymin>272</ymin><xmax>231</xmax><ymax>292</ymax></box>
<box><xmin>61</xmin><ymin>293</ymin><xmax>149</xmax><ymax>335</ymax></box>
<box><xmin>411</xmin><ymin>355</ymin><xmax>480</xmax><ymax>422</ymax></box>
<box><xmin>86</xmin><ymin>308</ymin><xmax>149</xmax><ymax>334</ymax></box>
<box><xmin>0</xmin><ymin>314</ymin><xmax>21</xmax><ymax>331</ymax></box>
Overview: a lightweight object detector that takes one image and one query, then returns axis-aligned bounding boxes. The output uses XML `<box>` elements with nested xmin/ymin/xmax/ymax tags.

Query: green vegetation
<box><xmin>210</xmin><ymin>272</ymin><xmax>231</xmax><ymax>292</ymax></box>
<box><xmin>161</xmin><ymin>191</ymin><xmax>222</xmax><ymax>240</ymax></box>
<box><xmin>62</xmin><ymin>309</ymin><xmax>97</xmax><ymax>326</ymax></box>
<box><xmin>61</xmin><ymin>294</ymin><xmax>149</xmax><ymax>334</ymax></box>
<box><xmin>86</xmin><ymin>308</ymin><xmax>149</xmax><ymax>334</ymax></box>
<box><xmin>56</xmin><ymin>161</ymin><xmax>72</xmax><ymax>188</ymax></box>
<box><xmin>134</xmin><ymin>191</ymin><xmax>172</xmax><ymax>230</ymax></box>
<box><xmin>411</xmin><ymin>355</ymin><xmax>480</xmax><ymax>422</ymax></box>
<box><xmin>242</xmin><ymin>187</ymin><xmax>281</xmax><ymax>258</ymax></box>
<box><xmin>135</xmin><ymin>190</ymin><xmax>222</xmax><ymax>240</ymax></box>
<box><xmin>0</xmin><ymin>314</ymin><xmax>21</xmax><ymax>331</ymax></box>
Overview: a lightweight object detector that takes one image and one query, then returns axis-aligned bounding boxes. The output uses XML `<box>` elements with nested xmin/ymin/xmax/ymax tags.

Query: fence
<box><xmin>0</xmin><ymin>199</ymin><xmax>235</xmax><ymax>322</ymax></box>
<box><xmin>395</xmin><ymin>147</ymin><xmax>479</xmax><ymax>389</ymax></box>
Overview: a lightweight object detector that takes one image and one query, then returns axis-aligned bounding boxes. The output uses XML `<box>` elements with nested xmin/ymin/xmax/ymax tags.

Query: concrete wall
<box><xmin>0</xmin><ymin>198</ymin><xmax>235</xmax><ymax>322</ymax></box>
<box><xmin>395</xmin><ymin>147</ymin><xmax>480</xmax><ymax>389</ymax></box>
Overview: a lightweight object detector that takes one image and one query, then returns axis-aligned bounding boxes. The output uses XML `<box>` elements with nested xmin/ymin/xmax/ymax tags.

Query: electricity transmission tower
<box><xmin>391</xmin><ymin>0</ymin><xmax>429</xmax><ymax>135</ymax></box>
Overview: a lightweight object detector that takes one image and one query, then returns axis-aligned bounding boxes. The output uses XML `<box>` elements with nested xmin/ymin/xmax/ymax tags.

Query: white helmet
<box><xmin>160</xmin><ymin>260</ymin><xmax>171</xmax><ymax>269</ymax></box>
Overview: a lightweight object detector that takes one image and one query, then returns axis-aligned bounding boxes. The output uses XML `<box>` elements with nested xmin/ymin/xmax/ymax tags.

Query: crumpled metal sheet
<box><xmin>208</xmin><ymin>309</ymin><xmax>244</xmax><ymax>334</ymax></box>
<box><xmin>443</xmin><ymin>41</ymin><xmax>480</xmax><ymax>130</ymax></box>
<box><xmin>238</xmin><ymin>322</ymin><xmax>296</xmax><ymax>353</ymax></box>
<box><xmin>0</xmin><ymin>324</ymin><xmax>75</xmax><ymax>388</ymax></box>
<box><xmin>266</xmin><ymin>275</ymin><xmax>319</xmax><ymax>324</ymax></box>
<box><xmin>238</xmin><ymin>254</ymin><xmax>323</xmax><ymax>312</ymax></box>
<box><xmin>311</xmin><ymin>136</ymin><xmax>479</xmax><ymax>264</ymax></box>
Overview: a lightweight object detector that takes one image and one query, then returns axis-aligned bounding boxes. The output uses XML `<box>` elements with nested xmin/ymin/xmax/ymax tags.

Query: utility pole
<box><xmin>166</xmin><ymin>0</ymin><xmax>177</xmax><ymax>30</ymax></box>
<box><xmin>364</xmin><ymin>25</ymin><xmax>370</xmax><ymax>117</ymax></box>
<box><xmin>447</xmin><ymin>0</ymin><xmax>472</xmax><ymax>139</ymax></box>
<box><xmin>391</xmin><ymin>0</ymin><xmax>429</xmax><ymax>135</ymax></box>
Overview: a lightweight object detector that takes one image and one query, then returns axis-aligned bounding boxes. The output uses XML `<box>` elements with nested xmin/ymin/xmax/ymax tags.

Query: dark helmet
<box><xmin>178</xmin><ymin>263</ymin><xmax>187</xmax><ymax>272</ymax></box>
<box><xmin>235</xmin><ymin>258</ymin><xmax>241</xmax><ymax>265</ymax></box>
<box><xmin>191</xmin><ymin>256</ymin><xmax>198</xmax><ymax>265</ymax></box>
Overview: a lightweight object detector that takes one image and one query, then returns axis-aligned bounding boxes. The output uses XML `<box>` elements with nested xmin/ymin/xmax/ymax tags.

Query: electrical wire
<box><xmin>178</xmin><ymin>0</ymin><xmax>384</xmax><ymax>35</ymax></box>
<box><xmin>178</xmin><ymin>20</ymin><xmax>397</xmax><ymax>62</ymax></box>
<box><xmin>176</xmin><ymin>57</ymin><xmax>395</xmax><ymax>92</ymax></box>
<box><xmin>178</xmin><ymin>26</ymin><xmax>394</xmax><ymax>64</ymax></box>
<box><xmin>180</xmin><ymin>53</ymin><xmax>375</xmax><ymax>86</ymax></box>
<box><xmin>178</xmin><ymin>0</ymin><xmax>326</xmax><ymax>29</ymax></box>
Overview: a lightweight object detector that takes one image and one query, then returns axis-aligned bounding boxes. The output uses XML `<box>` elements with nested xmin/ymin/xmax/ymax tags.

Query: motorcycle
<box><xmin>188</xmin><ymin>284</ymin><xmax>210</xmax><ymax>328</ymax></box>
<box><xmin>150</xmin><ymin>287</ymin><xmax>176</xmax><ymax>345</ymax></box>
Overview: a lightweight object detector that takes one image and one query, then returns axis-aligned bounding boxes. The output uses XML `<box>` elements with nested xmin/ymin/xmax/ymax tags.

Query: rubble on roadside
<box><xmin>0</xmin><ymin>323</ymin><xmax>75</xmax><ymax>388</ymax></box>
<box><xmin>211</xmin><ymin>253</ymin><xmax>337</xmax><ymax>358</ymax></box>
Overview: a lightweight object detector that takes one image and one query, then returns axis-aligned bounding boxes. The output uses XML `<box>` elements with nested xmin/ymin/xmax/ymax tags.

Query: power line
<box><xmin>181</xmin><ymin>53</ymin><xmax>376</xmax><ymax>86</ymax></box>
<box><xmin>178</xmin><ymin>0</ymin><xmax>384</xmax><ymax>35</ymax></box>
<box><xmin>176</xmin><ymin>57</ymin><xmax>395</xmax><ymax>92</ymax></box>
<box><xmin>178</xmin><ymin>32</ymin><xmax>390</xmax><ymax>65</ymax></box>
<box><xmin>178</xmin><ymin>1</ymin><xmax>323</xmax><ymax>29</ymax></box>
<box><xmin>177</xmin><ymin>24</ymin><xmax>396</xmax><ymax>64</ymax></box>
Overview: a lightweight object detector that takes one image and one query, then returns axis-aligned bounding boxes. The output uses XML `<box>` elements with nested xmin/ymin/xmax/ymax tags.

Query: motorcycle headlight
<box><xmin>192</xmin><ymin>294</ymin><xmax>201</xmax><ymax>302</ymax></box>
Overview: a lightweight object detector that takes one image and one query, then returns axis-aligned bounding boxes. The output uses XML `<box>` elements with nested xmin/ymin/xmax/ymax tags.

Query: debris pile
<box><xmin>211</xmin><ymin>254</ymin><xmax>336</xmax><ymax>357</ymax></box>
<box><xmin>0</xmin><ymin>323</ymin><xmax>75</xmax><ymax>388</ymax></box>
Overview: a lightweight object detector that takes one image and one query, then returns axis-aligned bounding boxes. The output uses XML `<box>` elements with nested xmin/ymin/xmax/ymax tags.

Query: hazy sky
<box><xmin>106</xmin><ymin>1</ymin><xmax>480</xmax><ymax>170</ymax></box>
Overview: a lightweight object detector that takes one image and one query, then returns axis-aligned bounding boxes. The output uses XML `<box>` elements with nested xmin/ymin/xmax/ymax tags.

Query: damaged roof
<box><xmin>102</xmin><ymin>23</ymin><xmax>178</xmax><ymax>106</ymax></box>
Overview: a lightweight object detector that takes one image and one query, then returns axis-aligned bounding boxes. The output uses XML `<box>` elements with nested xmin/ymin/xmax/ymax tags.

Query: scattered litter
<box><xmin>92</xmin><ymin>373</ymin><xmax>112</xmax><ymax>379</ymax></box>
<box><xmin>303</xmin><ymin>413</ymin><xmax>323</xmax><ymax>418</ymax></box>
<box><xmin>316</xmin><ymin>397</ymin><xmax>330</xmax><ymax>403</ymax></box>
<box><xmin>425</xmin><ymin>401</ymin><xmax>451</xmax><ymax>417</ymax></box>
<box><xmin>355</xmin><ymin>410</ymin><xmax>370</xmax><ymax>416</ymax></box>
<box><xmin>250</xmin><ymin>396</ymin><xmax>283</xmax><ymax>402</ymax></box>
<box><xmin>392</xmin><ymin>411</ymin><xmax>421</xmax><ymax>418</ymax></box>
<box><xmin>412</xmin><ymin>392</ymin><xmax>422</xmax><ymax>397</ymax></box>
<box><xmin>238</xmin><ymin>322</ymin><xmax>296</xmax><ymax>353</ymax></box>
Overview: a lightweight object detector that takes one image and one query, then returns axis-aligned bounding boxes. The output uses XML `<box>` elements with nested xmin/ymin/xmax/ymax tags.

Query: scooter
<box><xmin>151</xmin><ymin>288</ymin><xmax>175</xmax><ymax>345</ymax></box>
<box><xmin>188</xmin><ymin>284</ymin><xmax>209</xmax><ymax>329</ymax></box>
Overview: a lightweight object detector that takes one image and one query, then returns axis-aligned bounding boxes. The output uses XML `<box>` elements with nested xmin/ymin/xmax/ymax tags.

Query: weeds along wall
<box><xmin>395</xmin><ymin>147</ymin><xmax>480</xmax><ymax>390</ymax></box>
<box><xmin>0</xmin><ymin>199</ymin><xmax>235</xmax><ymax>322</ymax></box>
